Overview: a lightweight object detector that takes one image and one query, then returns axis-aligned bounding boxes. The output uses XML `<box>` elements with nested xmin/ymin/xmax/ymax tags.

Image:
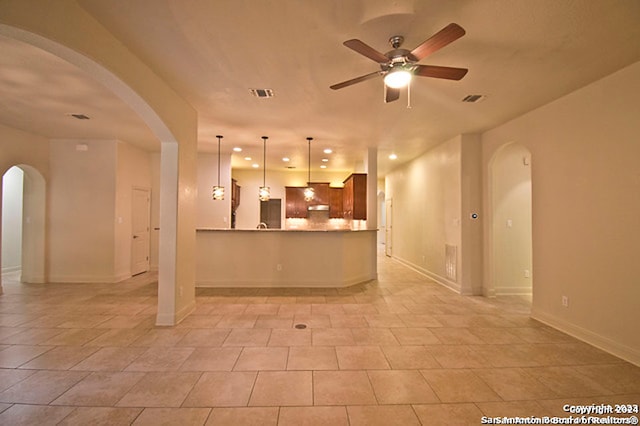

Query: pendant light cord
<box><xmin>262</xmin><ymin>136</ymin><xmax>268</xmax><ymax>187</ymax></box>
<box><xmin>216</xmin><ymin>135</ymin><xmax>222</xmax><ymax>186</ymax></box>
<box><xmin>307</xmin><ymin>137</ymin><xmax>313</xmax><ymax>184</ymax></box>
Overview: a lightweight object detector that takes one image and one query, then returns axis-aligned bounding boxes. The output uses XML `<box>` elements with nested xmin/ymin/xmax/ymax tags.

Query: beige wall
<box><xmin>489</xmin><ymin>143</ymin><xmax>533</xmax><ymax>295</ymax></box>
<box><xmin>49</xmin><ymin>139</ymin><xmax>117</xmax><ymax>282</ymax></box>
<box><xmin>385</xmin><ymin>136</ymin><xmax>463</xmax><ymax>290</ymax></box>
<box><xmin>482</xmin><ymin>60</ymin><xmax>640</xmax><ymax>364</ymax></box>
<box><xmin>48</xmin><ymin>139</ymin><xmax>152</xmax><ymax>283</ymax></box>
<box><xmin>0</xmin><ymin>123</ymin><xmax>49</xmax><ymax>178</ymax></box>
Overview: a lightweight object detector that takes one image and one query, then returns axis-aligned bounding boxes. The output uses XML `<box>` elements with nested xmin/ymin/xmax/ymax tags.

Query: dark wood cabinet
<box><xmin>231</xmin><ymin>179</ymin><xmax>241</xmax><ymax>211</ymax></box>
<box><xmin>329</xmin><ymin>187</ymin><xmax>343</xmax><ymax>218</ymax></box>
<box><xmin>285</xmin><ymin>187</ymin><xmax>308</xmax><ymax>218</ymax></box>
<box><xmin>342</xmin><ymin>173</ymin><xmax>367</xmax><ymax>220</ymax></box>
<box><xmin>231</xmin><ymin>179</ymin><xmax>241</xmax><ymax>228</ymax></box>
<box><xmin>308</xmin><ymin>182</ymin><xmax>329</xmax><ymax>205</ymax></box>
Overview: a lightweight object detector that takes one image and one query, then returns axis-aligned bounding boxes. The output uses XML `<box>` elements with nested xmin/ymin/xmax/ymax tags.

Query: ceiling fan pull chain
<box><xmin>407</xmin><ymin>79</ymin><xmax>412</xmax><ymax>109</ymax></box>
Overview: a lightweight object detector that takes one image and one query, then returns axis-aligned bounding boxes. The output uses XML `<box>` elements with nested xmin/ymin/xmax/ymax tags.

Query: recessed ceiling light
<box><xmin>282</xmin><ymin>157</ymin><xmax>290</xmax><ymax>162</ymax></box>
<box><xmin>252</xmin><ymin>163</ymin><xmax>259</xmax><ymax>168</ymax></box>
<box><xmin>233</xmin><ymin>147</ymin><xmax>242</xmax><ymax>152</ymax></box>
<box><xmin>323</xmin><ymin>148</ymin><xmax>332</xmax><ymax>154</ymax></box>
<box><xmin>320</xmin><ymin>165</ymin><xmax>327</xmax><ymax>169</ymax></box>
<box><xmin>321</xmin><ymin>158</ymin><xmax>329</xmax><ymax>162</ymax></box>
<box><xmin>244</xmin><ymin>157</ymin><xmax>252</xmax><ymax>161</ymax></box>
<box><xmin>389</xmin><ymin>153</ymin><xmax>398</xmax><ymax>160</ymax></box>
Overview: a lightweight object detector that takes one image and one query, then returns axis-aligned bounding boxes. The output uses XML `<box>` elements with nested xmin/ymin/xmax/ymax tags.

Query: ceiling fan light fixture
<box><xmin>384</xmin><ymin>68</ymin><xmax>412</xmax><ymax>89</ymax></box>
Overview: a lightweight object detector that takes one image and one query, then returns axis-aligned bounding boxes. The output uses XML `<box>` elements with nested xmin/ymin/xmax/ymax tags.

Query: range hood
<box><xmin>308</xmin><ymin>204</ymin><xmax>329</xmax><ymax>211</ymax></box>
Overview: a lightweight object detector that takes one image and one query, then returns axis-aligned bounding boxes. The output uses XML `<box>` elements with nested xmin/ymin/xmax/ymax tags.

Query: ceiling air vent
<box><xmin>462</xmin><ymin>95</ymin><xmax>486</xmax><ymax>103</ymax></box>
<box><xmin>249</xmin><ymin>88</ymin><xmax>274</xmax><ymax>98</ymax></box>
<box><xmin>66</xmin><ymin>113</ymin><xmax>91</xmax><ymax>120</ymax></box>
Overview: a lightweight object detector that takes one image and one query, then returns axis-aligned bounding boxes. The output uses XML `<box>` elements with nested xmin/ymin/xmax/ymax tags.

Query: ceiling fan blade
<box><xmin>343</xmin><ymin>39</ymin><xmax>389</xmax><ymax>63</ymax></box>
<box><xmin>414</xmin><ymin>64</ymin><xmax>468</xmax><ymax>80</ymax></box>
<box><xmin>385</xmin><ymin>86</ymin><xmax>400</xmax><ymax>103</ymax></box>
<box><xmin>410</xmin><ymin>23</ymin><xmax>466</xmax><ymax>61</ymax></box>
<box><xmin>330</xmin><ymin>71</ymin><xmax>380</xmax><ymax>90</ymax></box>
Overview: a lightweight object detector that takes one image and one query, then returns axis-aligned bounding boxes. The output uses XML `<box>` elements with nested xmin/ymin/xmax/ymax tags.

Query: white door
<box><xmin>131</xmin><ymin>188</ymin><xmax>150</xmax><ymax>275</ymax></box>
<box><xmin>385</xmin><ymin>199</ymin><xmax>393</xmax><ymax>257</ymax></box>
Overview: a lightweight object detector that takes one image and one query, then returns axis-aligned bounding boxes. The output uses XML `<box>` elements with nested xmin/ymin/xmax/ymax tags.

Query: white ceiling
<box><xmin>1</xmin><ymin>0</ymin><xmax>639</xmax><ymax>175</ymax></box>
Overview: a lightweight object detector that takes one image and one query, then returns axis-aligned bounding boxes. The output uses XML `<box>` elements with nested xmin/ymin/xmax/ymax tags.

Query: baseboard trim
<box><xmin>48</xmin><ymin>274</ymin><xmax>123</xmax><ymax>284</ymax></box>
<box><xmin>531</xmin><ymin>308</ymin><xmax>640</xmax><ymax>367</ymax></box>
<box><xmin>1</xmin><ymin>266</ymin><xmax>21</xmax><ymax>274</ymax></box>
<box><xmin>392</xmin><ymin>256</ymin><xmax>461</xmax><ymax>293</ymax></box>
<box><xmin>156</xmin><ymin>299</ymin><xmax>196</xmax><ymax>326</ymax></box>
<box><xmin>494</xmin><ymin>286</ymin><xmax>533</xmax><ymax>296</ymax></box>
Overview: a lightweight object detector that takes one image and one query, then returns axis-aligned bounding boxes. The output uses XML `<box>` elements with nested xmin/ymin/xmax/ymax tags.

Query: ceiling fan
<box><xmin>330</xmin><ymin>23</ymin><xmax>468</xmax><ymax>103</ymax></box>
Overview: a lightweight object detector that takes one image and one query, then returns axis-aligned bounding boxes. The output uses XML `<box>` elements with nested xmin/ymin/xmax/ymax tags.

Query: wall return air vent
<box><xmin>249</xmin><ymin>88</ymin><xmax>274</xmax><ymax>98</ymax></box>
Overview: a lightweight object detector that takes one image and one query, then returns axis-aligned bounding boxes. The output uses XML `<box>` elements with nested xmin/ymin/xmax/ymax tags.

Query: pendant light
<box><xmin>303</xmin><ymin>137</ymin><xmax>314</xmax><ymax>201</ymax></box>
<box><xmin>212</xmin><ymin>135</ymin><xmax>225</xmax><ymax>200</ymax></box>
<box><xmin>259</xmin><ymin>136</ymin><xmax>270</xmax><ymax>201</ymax></box>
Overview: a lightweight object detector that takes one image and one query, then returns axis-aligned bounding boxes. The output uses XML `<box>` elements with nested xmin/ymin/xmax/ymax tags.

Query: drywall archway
<box><xmin>0</xmin><ymin>2</ymin><xmax>198</xmax><ymax>325</ymax></box>
<box><xmin>488</xmin><ymin>142</ymin><xmax>533</xmax><ymax>296</ymax></box>
<box><xmin>1</xmin><ymin>164</ymin><xmax>46</xmax><ymax>285</ymax></box>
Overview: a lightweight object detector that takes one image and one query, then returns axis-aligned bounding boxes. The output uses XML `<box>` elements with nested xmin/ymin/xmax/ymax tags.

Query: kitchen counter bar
<box><xmin>196</xmin><ymin>229</ymin><xmax>377</xmax><ymax>288</ymax></box>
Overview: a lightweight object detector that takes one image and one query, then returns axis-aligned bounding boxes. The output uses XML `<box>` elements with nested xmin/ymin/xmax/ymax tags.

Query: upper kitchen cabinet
<box><xmin>343</xmin><ymin>173</ymin><xmax>367</xmax><ymax>220</ymax></box>
<box><xmin>285</xmin><ymin>186</ymin><xmax>308</xmax><ymax>218</ymax></box>
<box><xmin>329</xmin><ymin>187</ymin><xmax>343</xmax><ymax>218</ymax></box>
<box><xmin>308</xmin><ymin>182</ymin><xmax>329</xmax><ymax>206</ymax></box>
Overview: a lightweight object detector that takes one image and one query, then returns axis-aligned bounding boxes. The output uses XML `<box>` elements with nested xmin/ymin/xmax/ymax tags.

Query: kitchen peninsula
<box><xmin>196</xmin><ymin>173</ymin><xmax>377</xmax><ymax>288</ymax></box>
<box><xmin>196</xmin><ymin>228</ymin><xmax>376</xmax><ymax>288</ymax></box>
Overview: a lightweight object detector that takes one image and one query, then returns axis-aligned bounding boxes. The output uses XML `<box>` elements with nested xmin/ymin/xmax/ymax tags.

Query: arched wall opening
<box><xmin>1</xmin><ymin>165</ymin><xmax>46</xmax><ymax>284</ymax></box>
<box><xmin>488</xmin><ymin>142</ymin><xmax>533</xmax><ymax>298</ymax></box>
<box><xmin>0</xmin><ymin>4</ymin><xmax>198</xmax><ymax>326</ymax></box>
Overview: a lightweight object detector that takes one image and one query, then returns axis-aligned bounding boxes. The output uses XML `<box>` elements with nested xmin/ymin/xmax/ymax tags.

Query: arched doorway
<box><xmin>1</xmin><ymin>164</ymin><xmax>46</xmax><ymax>284</ymax></box>
<box><xmin>0</xmin><ymin>5</ymin><xmax>198</xmax><ymax>325</ymax></box>
<box><xmin>488</xmin><ymin>143</ymin><xmax>533</xmax><ymax>297</ymax></box>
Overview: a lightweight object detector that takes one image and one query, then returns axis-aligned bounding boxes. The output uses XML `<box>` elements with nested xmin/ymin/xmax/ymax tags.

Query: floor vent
<box><xmin>445</xmin><ymin>244</ymin><xmax>457</xmax><ymax>282</ymax></box>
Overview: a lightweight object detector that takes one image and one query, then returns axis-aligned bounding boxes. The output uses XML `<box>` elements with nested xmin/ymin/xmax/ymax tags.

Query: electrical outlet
<box><xmin>524</xmin><ymin>269</ymin><xmax>530</xmax><ymax>278</ymax></box>
<box><xmin>276</xmin><ymin>264</ymin><xmax>282</xmax><ymax>271</ymax></box>
<box><xmin>562</xmin><ymin>296</ymin><xmax>569</xmax><ymax>307</ymax></box>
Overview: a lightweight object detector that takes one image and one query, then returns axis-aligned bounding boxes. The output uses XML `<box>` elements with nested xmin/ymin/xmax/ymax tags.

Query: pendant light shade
<box><xmin>304</xmin><ymin>137</ymin><xmax>314</xmax><ymax>202</ymax></box>
<box><xmin>259</xmin><ymin>136</ymin><xmax>270</xmax><ymax>201</ymax></box>
<box><xmin>212</xmin><ymin>135</ymin><xmax>225</xmax><ymax>200</ymax></box>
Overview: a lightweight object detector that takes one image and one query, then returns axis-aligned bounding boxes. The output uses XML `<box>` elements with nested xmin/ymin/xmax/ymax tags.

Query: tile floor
<box><xmin>0</xmin><ymin>252</ymin><xmax>638</xmax><ymax>425</ymax></box>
